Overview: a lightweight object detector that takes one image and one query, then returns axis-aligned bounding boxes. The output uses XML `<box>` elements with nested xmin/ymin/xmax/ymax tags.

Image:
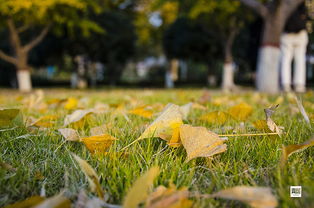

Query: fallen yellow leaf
<box><xmin>123</xmin><ymin>166</ymin><xmax>160</xmax><ymax>208</ymax></box>
<box><xmin>280</xmin><ymin>136</ymin><xmax>314</xmax><ymax>167</ymax></box>
<box><xmin>180</xmin><ymin>124</ymin><xmax>227</xmax><ymax>161</ymax></box>
<box><xmin>129</xmin><ymin>106</ymin><xmax>153</xmax><ymax>118</ymax></box>
<box><xmin>32</xmin><ymin>115</ymin><xmax>58</xmax><ymax>128</ymax></box>
<box><xmin>81</xmin><ymin>134</ymin><xmax>117</xmax><ymax>154</ymax></box>
<box><xmin>64</xmin><ymin>97</ymin><xmax>78</xmax><ymax>110</ymax></box>
<box><xmin>211</xmin><ymin>186</ymin><xmax>278</xmax><ymax>208</ymax></box>
<box><xmin>146</xmin><ymin>184</ymin><xmax>192</xmax><ymax>208</ymax></box>
<box><xmin>227</xmin><ymin>103</ymin><xmax>253</xmax><ymax>121</ymax></box>
<box><xmin>0</xmin><ymin>108</ymin><xmax>20</xmax><ymax>127</ymax></box>
<box><xmin>64</xmin><ymin>109</ymin><xmax>94</xmax><ymax>127</ymax></box>
<box><xmin>3</xmin><ymin>196</ymin><xmax>44</xmax><ymax>208</ymax></box>
<box><xmin>199</xmin><ymin>111</ymin><xmax>229</xmax><ymax>125</ymax></box>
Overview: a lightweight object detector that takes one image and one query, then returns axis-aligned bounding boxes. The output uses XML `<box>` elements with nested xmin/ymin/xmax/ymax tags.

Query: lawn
<box><xmin>0</xmin><ymin>89</ymin><xmax>313</xmax><ymax>208</ymax></box>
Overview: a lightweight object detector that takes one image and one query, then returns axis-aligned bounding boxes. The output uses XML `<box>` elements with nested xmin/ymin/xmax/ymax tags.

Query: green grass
<box><xmin>0</xmin><ymin>89</ymin><xmax>313</xmax><ymax>207</ymax></box>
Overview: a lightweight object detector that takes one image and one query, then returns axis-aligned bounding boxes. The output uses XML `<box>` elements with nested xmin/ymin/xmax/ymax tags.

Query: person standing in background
<box><xmin>280</xmin><ymin>2</ymin><xmax>310</xmax><ymax>93</ymax></box>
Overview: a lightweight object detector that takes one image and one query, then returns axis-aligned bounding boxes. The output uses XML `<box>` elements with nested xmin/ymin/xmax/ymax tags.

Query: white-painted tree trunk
<box><xmin>256</xmin><ymin>46</ymin><xmax>280</xmax><ymax>93</ymax></box>
<box><xmin>17</xmin><ymin>70</ymin><xmax>32</xmax><ymax>92</ymax></box>
<box><xmin>165</xmin><ymin>70</ymin><xmax>174</xmax><ymax>88</ymax></box>
<box><xmin>222</xmin><ymin>62</ymin><xmax>234</xmax><ymax>90</ymax></box>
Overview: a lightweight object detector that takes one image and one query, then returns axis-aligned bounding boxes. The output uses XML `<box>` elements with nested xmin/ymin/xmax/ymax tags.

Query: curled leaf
<box><xmin>146</xmin><ymin>184</ymin><xmax>192</xmax><ymax>208</ymax></box>
<box><xmin>72</xmin><ymin>154</ymin><xmax>104</xmax><ymax>199</ymax></box>
<box><xmin>264</xmin><ymin>105</ymin><xmax>283</xmax><ymax>135</ymax></box>
<box><xmin>64</xmin><ymin>109</ymin><xmax>93</xmax><ymax>127</ymax></box>
<box><xmin>180</xmin><ymin>124</ymin><xmax>227</xmax><ymax>161</ymax></box>
<box><xmin>280</xmin><ymin>136</ymin><xmax>314</xmax><ymax>167</ymax></box>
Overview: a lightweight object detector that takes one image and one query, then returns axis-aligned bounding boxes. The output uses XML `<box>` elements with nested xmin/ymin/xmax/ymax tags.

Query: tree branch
<box><xmin>239</xmin><ymin>0</ymin><xmax>268</xmax><ymax>18</ymax></box>
<box><xmin>283</xmin><ymin>0</ymin><xmax>305</xmax><ymax>18</ymax></box>
<box><xmin>0</xmin><ymin>49</ymin><xmax>18</xmax><ymax>65</ymax></box>
<box><xmin>17</xmin><ymin>25</ymin><xmax>31</xmax><ymax>33</ymax></box>
<box><xmin>23</xmin><ymin>24</ymin><xmax>51</xmax><ymax>53</ymax></box>
<box><xmin>7</xmin><ymin>19</ymin><xmax>21</xmax><ymax>49</ymax></box>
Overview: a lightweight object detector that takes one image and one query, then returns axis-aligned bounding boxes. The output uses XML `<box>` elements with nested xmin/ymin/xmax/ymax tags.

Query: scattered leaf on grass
<box><xmin>72</xmin><ymin>154</ymin><xmax>105</xmax><ymax>199</ymax></box>
<box><xmin>32</xmin><ymin>115</ymin><xmax>58</xmax><ymax>128</ymax></box>
<box><xmin>4</xmin><ymin>196</ymin><xmax>45</xmax><ymax>208</ymax></box>
<box><xmin>64</xmin><ymin>97</ymin><xmax>78</xmax><ymax>110</ymax></box>
<box><xmin>280</xmin><ymin>136</ymin><xmax>314</xmax><ymax>166</ymax></box>
<box><xmin>264</xmin><ymin>105</ymin><xmax>283</xmax><ymax>135</ymax></box>
<box><xmin>34</xmin><ymin>192</ymin><xmax>71</xmax><ymax>208</ymax></box>
<box><xmin>211</xmin><ymin>186</ymin><xmax>278</xmax><ymax>208</ymax></box>
<box><xmin>129</xmin><ymin>106</ymin><xmax>153</xmax><ymax>118</ymax></box>
<box><xmin>199</xmin><ymin>111</ymin><xmax>229</xmax><ymax>125</ymax></box>
<box><xmin>146</xmin><ymin>184</ymin><xmax>192</xmax><ymax>208</ymax></box>
<box><xmin>0</xmin><ymin>108</ymin><xmax>20</xmax><ymax>127</ymax></box>
<box><xmin>180</xmin><ymin>124</ymin><xmax>227</xmax><ymax>161</ymax></box>
<box><xmin>58</xmin><ymin>128</ymin><xmax>80</xmax><ymax>141</ymax></box>
<box><xmin>81</xmin><ymin>134</ymin><xmax>117</xmax><ymax>154</ymax></box>
<box><xmin>64</xmin><ymin>109</ymin><xmax>93</xmax><ymax>127</ymax></box>
<box><xmin>123</xmin><ymin>166</ymin><xmax>160</xmax><ymax>208</ymax></box>
<box><xmin>0</xmin><ymin>161</ymin><xmax>16</xmax><ymax>171</ymax></box>
<box><xmin>227</xmin><ymin>103</ymin><xmax>253</xmax><ymax>121</ymax></box>
<box><xmin>123</xmin><ymin>104</ymin><xmax>183</xmax><ymax>150</ymax></box>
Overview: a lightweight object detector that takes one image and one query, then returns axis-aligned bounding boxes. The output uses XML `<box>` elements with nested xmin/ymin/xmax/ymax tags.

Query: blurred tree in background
<box><xmin>0</xmin><ymin>0</ymin><xmax>105</xmax><ymax>91</ymax></box>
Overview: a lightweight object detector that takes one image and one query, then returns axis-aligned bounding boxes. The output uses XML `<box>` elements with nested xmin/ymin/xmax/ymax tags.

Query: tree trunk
<box><xmin>17</xmin><ymin>69</ymin><xmax>32</xmax><ymax>92</ymax></box>
<box><xmin>165</xmin><ymin>59</ymin><xmax>179</xmax><ymax>88</ymax></box>
<box><xmin>0</xmin><ymin>19</ymin><xmax>50</xmax><ymax>92</ymax></box>
<box><xmin>222</xmin><ymin>31</ymin><xmax>236</xmax><ymax>91</ymax></box>
<box><xmin>16</xmin><ymin>50</ymin><xmax>32</xmax><ymax>92</ymax></box>
<box><xmin>256</xmin><ymin>12</ymin><xmax>286</xmax><ymax>93</ymax></box>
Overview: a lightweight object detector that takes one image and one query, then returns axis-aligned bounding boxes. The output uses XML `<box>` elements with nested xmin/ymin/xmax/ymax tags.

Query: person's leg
<box><xmin>280</xmin><ymin>34</ymin><xmax>293</xmax><ymax>91</ymax></box>
<box><xmin>293</xmin><ymin>30</ymin><xmax>308</xmax><ymax>93</ymax></box>
<box><xmin>280</xmin><ymin>33</ymin><xmax>293</xmax><ymax>92</ymax></box>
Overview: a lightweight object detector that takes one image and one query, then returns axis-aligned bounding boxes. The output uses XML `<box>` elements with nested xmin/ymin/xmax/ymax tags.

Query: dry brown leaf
<box><xmin>227</xmin><ymin>103</ymin><xmax>253</xmax><ymax>121</ymax></box>
<box><xmin>123</xmin><ymin>166</ymin><xmax>160</xmax><ymax>208</ymax></box>
<box><xmin>72</xmin><ymin>154</ymin><xmax>104</xmax><ymax>199</ymax></box>
<box><xmin>199</xmin><ymin>111</ymin><xmax>230</xmax><ymax>125</ymax></box>
<box><xmin>146</xmin><ymin>184</ymin><xmax>192</xmax><ymax>208</ymax></box>
<box><xmin>280</xmin><ymin>136</ymin><xmax>314</xmax><ymax>166</ymax></box>
<box><xmin>264</xmin><ymin>105</ymin><xmax>283</xmax><ymax>135</ymax></box>
<box><xmin>81</xmin><ymin>134</ymin><xmax>117</xmax><ymax>154</ymax></box>
<box><xmin>211</xmin><ymin>186</ymin><xmax>278</xmax><ymax>208</ymax></box>
<box><xmin>4</xmin><ymin>196</ymin><xmax>45</xmax><ymax>208</ymax></box>
<box><xmin>0</xmin><ymin>161</ymin><xmax>16</xmax><ymax>171</ymax></box>
<box><xmin>64</xmin><ymin>109</ymin><xmax>94</xmax><ymax>127</ymax></box>
<box><xmin>58</xmin><ymin>128</ymin><xmax>80</xmax><ymax>141</ymax></box>
<box><xmin>180</xmin><ymin>124</ymin><xmax>227</xmax><ymax>161</ymax></box>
